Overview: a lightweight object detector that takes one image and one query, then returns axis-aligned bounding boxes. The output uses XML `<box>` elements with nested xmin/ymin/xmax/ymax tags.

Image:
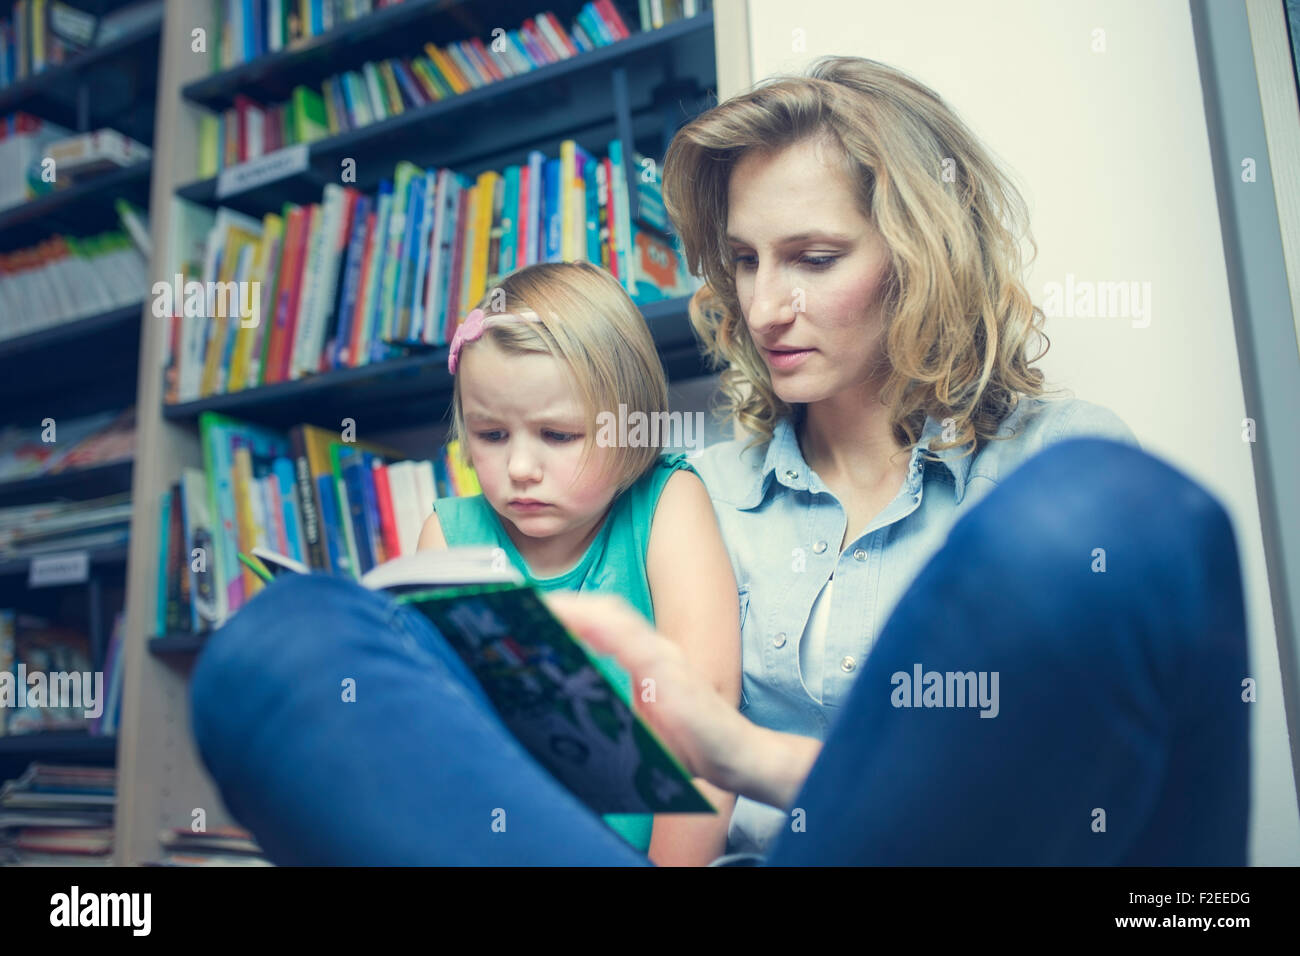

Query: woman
<box><xmin>659</xmin><ymin>55</ymin><xmax>1160</xmax><ymax>857</ymax></box>
<box><xmin>189</xmin><ymin>56</ymin><xmax>1248</xmax><ymax>865</ymax></box>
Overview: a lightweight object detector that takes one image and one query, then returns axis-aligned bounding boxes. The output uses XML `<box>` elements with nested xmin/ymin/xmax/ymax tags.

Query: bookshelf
<box><xmin>0</xmin><ymin>0</ymin><xmax>163</xmax><ymax>820</ymax></box>
<box><xmin>114</xmin><ymin>0</ymin><xmax>746</xmax><ymax>865</ymax></box>
<box><xmin>0</xmin><ymin>6</ymin><xmax>161</xmax><ymax>144</ymax></box>
<box><xmin>174</xmin><ymin>12</ymin><xmax>716</xmax><ymax>216</ymax></box>
<box><xmin>0</xmin><ymin>731</ymin><xmax>117</xmax><ymax>787</ymax></box>
<box><xmin>158</xmin><ymin>296</ymin><xmax>705</xmax><ymax>430</ymax></box>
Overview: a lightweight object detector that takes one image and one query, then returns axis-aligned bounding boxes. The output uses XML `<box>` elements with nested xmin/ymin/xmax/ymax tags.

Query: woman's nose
<box><xmin>744</xmin><ymin>262</ymin><xmax>796</xmax><ymax>337</ymax></box>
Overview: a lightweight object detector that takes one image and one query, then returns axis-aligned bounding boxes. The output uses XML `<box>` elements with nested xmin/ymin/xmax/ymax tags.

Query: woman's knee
<box><xmin>956</xmin><ymin>438</ymin><xmax>1236</xmax><ymax>580</ymax></box>
<box><xmin>191</xmin><ymin>574</ymin><xmax>394</xmax><ymax>745</ymax></box>
<box><xmin>199</xmin><ymin>574</ymin><xmax>393</xmax><ymax>671</ymax></box>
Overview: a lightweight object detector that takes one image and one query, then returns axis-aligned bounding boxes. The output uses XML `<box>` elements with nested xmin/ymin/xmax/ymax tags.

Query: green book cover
<box><xmin>290</xmin><ymin>85</ymin><xmax>329</xmax><ymax>144</ymax></box>
<box><xmin>401</xmin><ymin>582</ymin><xmax>713</xmax><ymax>814</ymax></box>
<box><xmin>411</xmin><ymin>56</ymin><xmax>452</xmax><ymax>100</ymax></box>
<box><xmin>236</xmin><ymin>550</ymin><xmax>273</xmax><ymax>584</ymax></box>
<box><xmin>198</xmin><ymin>112</ymin><xmax>220</xmax><ymax>179</ymax></box>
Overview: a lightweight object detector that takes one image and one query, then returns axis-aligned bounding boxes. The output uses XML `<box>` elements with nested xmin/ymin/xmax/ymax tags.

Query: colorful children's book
<box><xmin>198</xmin><ymin>412</ymin><xmax>293</xmax><ymax>622</ymax></box>
<box><xmin>237</xmin><ymin>545</ymin><xmax>714</xmax><ymax>816</ymax></box>
<box><xmin>327</xmin><ymin>437</ymin><xmax>405</xmax><ymax>577</ymax></box>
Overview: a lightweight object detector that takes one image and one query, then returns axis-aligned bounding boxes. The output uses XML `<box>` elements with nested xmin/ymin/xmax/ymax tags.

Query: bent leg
<box><xmin>767</xmin><ymin>438</ymin><xmax>1250</xmax><ymax>865</ymax></box>
<box><xmin>190</xmin><ymin>573</ymin><xmax>647</xmax><ymax>865</ymax></box>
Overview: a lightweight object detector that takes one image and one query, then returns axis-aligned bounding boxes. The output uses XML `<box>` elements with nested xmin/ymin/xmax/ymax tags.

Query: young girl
<box><xmin>416</xmin><ymin>261</ymin><xmax>739</xmax><ymax>866</ymax></box>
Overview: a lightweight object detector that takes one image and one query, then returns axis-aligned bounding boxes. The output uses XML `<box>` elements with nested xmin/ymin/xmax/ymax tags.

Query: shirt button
<box><xmin>853</xmin><ymin>548</ymin><xmax>867</xmax><ymax>561</ymax></box>
<box><xmin>812</xmin><ymin>540</ymin><xmax>827</xmax><ymax>554</ymax></box>
<box><xmin>785</xmin><ymin>469</ymin><xmax>799</xmax><ymax>481</ymax></box>
<box><xmin>773</xmin><ymin>632</ymin><xmax>787</xmax><ymax>648</ymax></box>
<box><xmin>841</xmin><ymin>656</ymin><xmax>857</xmax><ymax>672</ymax></box>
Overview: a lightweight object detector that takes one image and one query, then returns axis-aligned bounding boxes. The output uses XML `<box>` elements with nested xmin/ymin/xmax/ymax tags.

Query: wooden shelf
<box><xmin>0</xmin><ymin>542</ymin><xmax>128</xmax><ymax>579</ymax></box>
<box><xmin>0</xmin><ymin>302</ymin><xmax>143</xmax><ymax>362</ymax></box>
<box><xmin>0</xmin><ymin>460</ymin><xmax>134</xmax><ymax>507</ymax></box>
<box><xmin>0</xmin><ymin>18</ymin><xmax>162</xmax><ymax>114</ymax></box>
<box><xmin>0</xmin><ymin>162</ymin><xmax>152</xmax><ymax>251</ymax></box>
<box><xmin>0</xmin><ymin>731</ymin><xmax>117</xmax><ymax>759</ymax></box>
<box><xmin>148</xmin><ymin>632</ymin><xmax>209</xmax><ymax>656</ymax></box>
<box><xmin>0</xmin><ymin>16</ymin><xmax>162</xmax><ymax>146</ymax></box>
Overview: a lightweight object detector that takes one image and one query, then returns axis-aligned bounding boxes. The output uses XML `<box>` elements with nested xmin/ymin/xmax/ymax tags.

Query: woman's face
<box><xmin>726</xmin><ymin>136</ymin><xmax>895</xmax><ymax>406</ymax></box>
<box><xmin>459</xmin><ymin>337</ymin><xmax>619</xmax><ymax>541</ymax></box>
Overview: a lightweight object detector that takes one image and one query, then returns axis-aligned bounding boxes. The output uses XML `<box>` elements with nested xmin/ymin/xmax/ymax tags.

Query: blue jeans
<box><xmin>190</xmin><ymin>439</ymin><xmax>1249</xmax><ymax>864</ymax></box>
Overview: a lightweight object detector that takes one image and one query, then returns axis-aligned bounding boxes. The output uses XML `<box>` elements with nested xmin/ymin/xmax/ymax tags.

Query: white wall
<box><xmin>702</xmin><ymin>0</ymin><xmax>1299</xmax><ymax>864</ymax></box>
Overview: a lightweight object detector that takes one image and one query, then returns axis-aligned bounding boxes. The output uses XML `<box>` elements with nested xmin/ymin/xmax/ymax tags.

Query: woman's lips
<box><xmin>763</xmin><ymin>347</ymin><xmax>814</xmax><ymax>371</ymax></box>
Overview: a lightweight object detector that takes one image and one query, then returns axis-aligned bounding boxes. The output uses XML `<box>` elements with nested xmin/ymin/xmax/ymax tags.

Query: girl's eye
<box><xmin>545</xmin><ymin>430</ymin><xmax>581</xmax><ymax>443</ymax></box>
<box><xmin>731</xmin><ymin>254</ymin><xmax>757</xmax><ymax>271</ymax></box>
<box><xmin>476</xmin><ymin>431</ymin><xmax>505</xmax><ymax>442</ymax></box>
<box><xmin>801</xmin><ymin>255</ymin><xmax>839</xmax><ymax>269</ymax></box>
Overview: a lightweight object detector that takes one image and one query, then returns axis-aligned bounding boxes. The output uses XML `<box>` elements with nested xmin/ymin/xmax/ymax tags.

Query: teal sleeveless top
<box><xmin>432</xmin><ymin>451</ymin><xmax>699</xmax><ymax>852</ymax></box>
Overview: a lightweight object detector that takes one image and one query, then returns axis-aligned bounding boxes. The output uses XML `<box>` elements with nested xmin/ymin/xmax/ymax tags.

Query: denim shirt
<box><xmin>689</xmin><ymin>395</ymin><xmax>1139</xmax><ymax>855</ymax></box>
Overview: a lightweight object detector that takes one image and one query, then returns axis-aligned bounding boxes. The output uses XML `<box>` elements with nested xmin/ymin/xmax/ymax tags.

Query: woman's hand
<box><xmin>542</xmin><ymin>591</ymin><xmax>753</xmax><ymax>792</ymax></box>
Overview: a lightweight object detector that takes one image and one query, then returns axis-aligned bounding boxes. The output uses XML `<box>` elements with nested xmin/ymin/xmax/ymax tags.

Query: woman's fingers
<box><xmin>542</xmin><ymin>590</ymin><xmax>746</xmax><ymax>787</ymax></box>
<box><xmin>543</xmin><ymin>591</ymin><xmax>675</xmax><ymax>674</ymax></box>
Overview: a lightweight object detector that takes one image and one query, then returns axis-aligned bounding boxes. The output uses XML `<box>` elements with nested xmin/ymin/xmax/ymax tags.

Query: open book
<box><xmin>237</xmin><ymin>547</ymin><xmax>713</xmax><ymax>816</ymax></box>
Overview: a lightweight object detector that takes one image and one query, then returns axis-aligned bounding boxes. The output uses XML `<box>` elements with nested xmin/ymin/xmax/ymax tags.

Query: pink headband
<box><xmin>447</xmin><ymin>307</ymin><xmax>542</xmax><ymax>374</ymax></box>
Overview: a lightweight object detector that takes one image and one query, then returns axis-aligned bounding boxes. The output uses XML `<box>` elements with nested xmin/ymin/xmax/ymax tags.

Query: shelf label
<box><xmin>29</xmin><ymin>551</ymin><xmax>90</xmax><ymax>587</ymax></box>
<box><xmin>216</xmin><ymin>143</ymin><xmax>309</xmax><ymax>199</ymax></box>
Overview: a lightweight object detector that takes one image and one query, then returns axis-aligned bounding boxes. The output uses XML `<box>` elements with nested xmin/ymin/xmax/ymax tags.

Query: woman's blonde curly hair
<box><xmin>662</xmin><ymin>55</ymin><xmax>1053</xmax><ymax>455</ymax></box>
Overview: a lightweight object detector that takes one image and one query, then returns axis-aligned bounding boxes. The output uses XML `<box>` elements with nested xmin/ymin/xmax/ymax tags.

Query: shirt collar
<box><xmin>735</xmin><ymin>409</ymin><xmax>974</xmax><ymax>510</ymax></box>
<box><xmin>916</xmin><ymin>415</ymin><xmax>974</xmax><ymax>501</ymax></box>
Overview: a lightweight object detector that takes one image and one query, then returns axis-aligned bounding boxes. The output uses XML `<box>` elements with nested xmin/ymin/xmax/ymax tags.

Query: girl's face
<box><xmin>458</xmin><ymin>337</ymin><xmax>619</xmax><ymax>542</ymax></box>
<box><xmin>726</xmin><ymin>136</ymin><xmax>895</xmax><ymax>406</ymax></box>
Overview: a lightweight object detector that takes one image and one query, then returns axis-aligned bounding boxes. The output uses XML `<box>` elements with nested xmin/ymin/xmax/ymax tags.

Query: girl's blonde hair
<box><xmin>662</xmin><ymin>55</ymin><xmax>1051</xmax><ymax>455</ymax></box>
<box><xmin>448</xmin><ymin>261</ymin><xmax>668</xmax><ymax>496</ymax></box>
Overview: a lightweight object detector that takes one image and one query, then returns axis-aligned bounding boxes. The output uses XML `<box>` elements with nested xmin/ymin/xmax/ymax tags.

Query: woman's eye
<box><xmin>731</xmin><ymin>254</ymin><xmax>839</xmax><ymax>270</ymax></box>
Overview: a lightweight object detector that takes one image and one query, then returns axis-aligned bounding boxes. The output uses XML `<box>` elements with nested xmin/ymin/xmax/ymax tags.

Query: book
<box><xmin>289</xmin><ymin>85</ymin><xmax>328</xmax><ymax>143</ymax></box>
<box><xmin>45</xmin><ymin>129</ymin><xmax>150</xmax><ymax>179</ymax></box>
<box><xmin>181</xmin><ymin>468</ymin><xmax>222</xmax><ymax>632</ymax></box>
<box><xmin>198</xmin><ymin>412</ymin><xmax>292</xmax><ymax>622</ymax></box>
<box><xmin>328</xmin><ymin>438</ymin><xmax>403</xmax><ymax>575</ymax></box>
<box><xmin>237</xmin><ymin>545</ymin><xmax>715</xmax><ymax>816</ymax></box>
